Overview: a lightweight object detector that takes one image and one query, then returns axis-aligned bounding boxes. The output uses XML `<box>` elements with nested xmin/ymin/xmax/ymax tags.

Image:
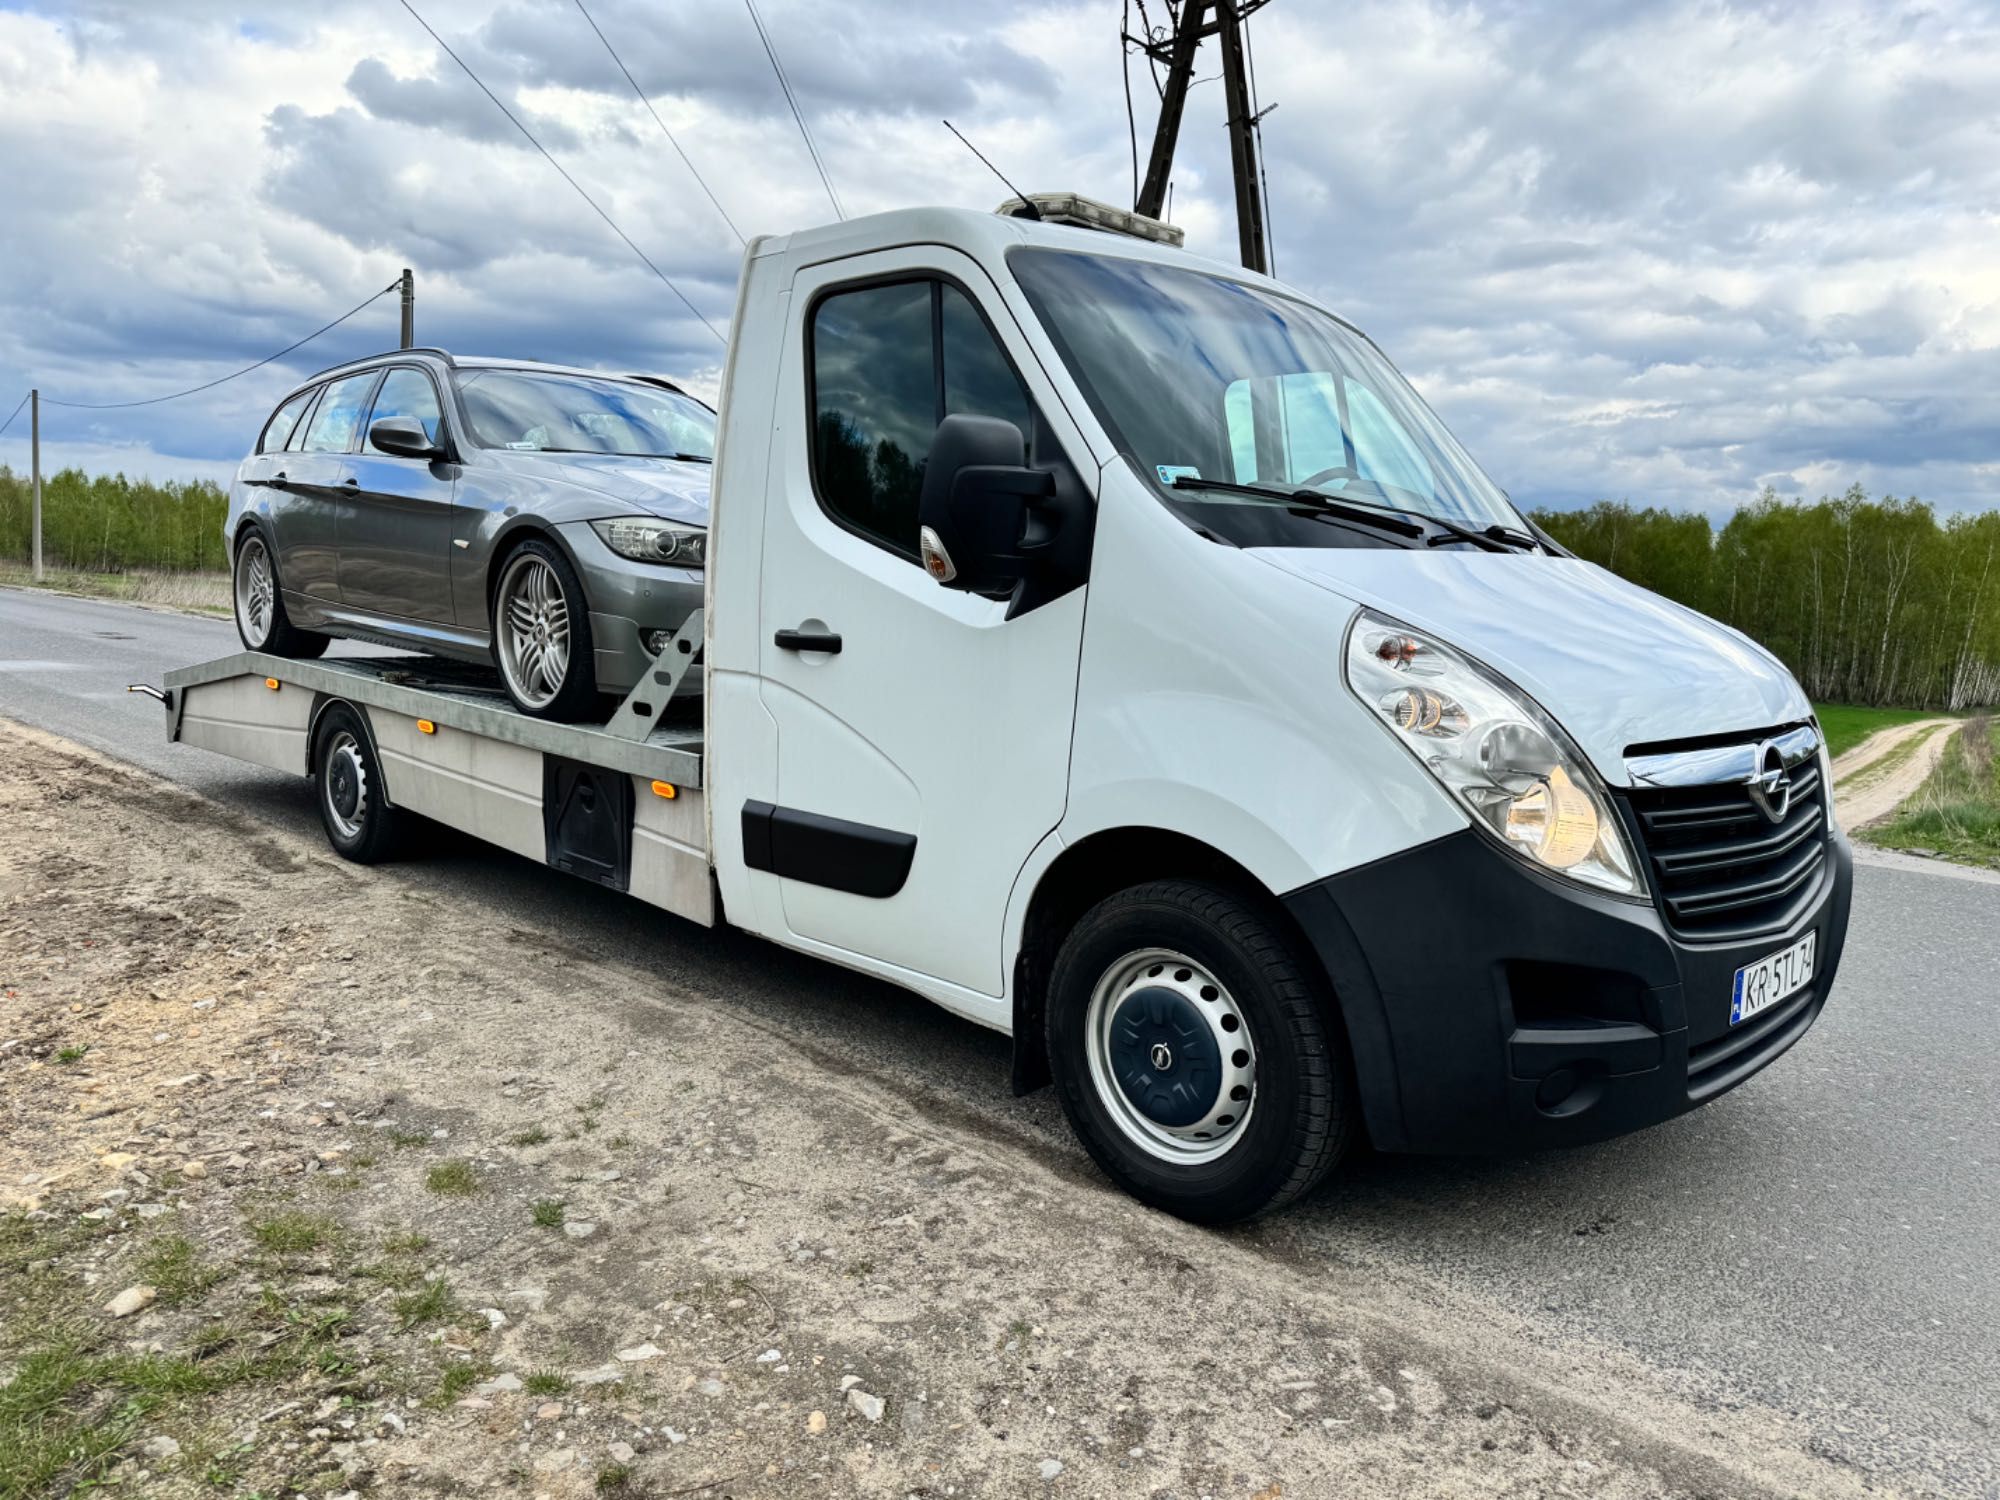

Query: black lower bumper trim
<box><xmin>1283</xmin><ymin>828</ymin><xmax>1853</xmax><ymax>1154</ymax></box>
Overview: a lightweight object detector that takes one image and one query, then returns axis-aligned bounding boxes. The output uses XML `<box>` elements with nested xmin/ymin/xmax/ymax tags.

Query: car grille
<box><xmin>1623</xmin><ymin>758</ymin><xmax>1829</xmax><ymax>942</ymax></box>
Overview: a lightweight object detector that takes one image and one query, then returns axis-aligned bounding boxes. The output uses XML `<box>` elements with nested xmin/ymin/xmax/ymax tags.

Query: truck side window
<box><xmin>811</xmin><ymin>278</ymin><xmax>1034</xmax><ymax>559</ymax></box>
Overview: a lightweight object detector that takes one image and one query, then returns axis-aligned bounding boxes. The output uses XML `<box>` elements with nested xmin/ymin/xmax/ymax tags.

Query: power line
<box><xmin>37</xmin><ymin>282</ymin><xmax>401</xmax><ymax>411</ymax></box>
<box><xmin>1244</xmin><ymin>6</ymin><xmax>1276</xmax><ymax>276</ymax></box>
<box><xmin>742</xmin><ymin>0</ymin><xmax>844</xmax><ymax>221</ymax></box>
<box><xmin>570</xmin><ymin>0</ymin><xmax>745</xmax><ymax>247</ymax></box>
<box><xmin>1122</xmin><ymin>0</ymin><xmax>1140</xmax><ymax>208</ymax></box>
<box><xmin>397</xmin><ymin>0</ymin><xmax>726</xmax><ymax>345</ymax></box>
<box><xmin>0</xmin><ymin>392</ymin><xmax>27</xmax><ymax>441</ymax></box>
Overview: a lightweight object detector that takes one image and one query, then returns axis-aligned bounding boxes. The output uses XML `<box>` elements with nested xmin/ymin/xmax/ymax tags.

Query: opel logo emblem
<box><xmin>1149</xmin><ymin>1042</ymin><xmax>1174</xmax><ymax>1072</ymax></box>
<box><xmin>1747</xmin><ymin>741</ymin><xmax>1793</xmax><ymax>824</ymax></box>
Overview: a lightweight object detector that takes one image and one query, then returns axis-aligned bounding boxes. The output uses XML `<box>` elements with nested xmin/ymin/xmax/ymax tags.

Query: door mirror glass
<box><xmin>916</xmin><ymin>413</ymin><xmax>1054</xmax><ymax>599</ymax></box>
<box><xmin>368</xmin><ymin>416</ymin><xmax>441</xmax><ymax>460</ymax></box>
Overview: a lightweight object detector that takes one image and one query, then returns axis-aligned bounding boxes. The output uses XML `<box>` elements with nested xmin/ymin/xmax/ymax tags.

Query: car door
<box><xmin>755</xmin><ymin>249</ymin><xmax>1092</xmax><ymax>997</ymax></box>
<box><xmin>281</xmin><ymin>371</ymin><xmax>379</xmax><ymax>600</ymax></box>
<box><xmin>338</xmin><ymin>365</ymin><xmax>458</xmax><ymax>624</ymax></box>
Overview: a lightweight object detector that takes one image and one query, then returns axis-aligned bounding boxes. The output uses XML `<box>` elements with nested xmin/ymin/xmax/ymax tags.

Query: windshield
<box><xmin>1009</xmin><ymin>248</ymin><xmax>1524</xmax><ymax>537</ymax></box>
<box><xmin>454</xmin><ymin>369</ymin><xmax>715</xmax><ymax>459</ymax></box>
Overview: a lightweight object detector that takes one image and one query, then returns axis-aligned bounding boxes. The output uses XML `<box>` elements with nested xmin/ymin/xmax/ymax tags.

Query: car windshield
<box><xmin>454</xmin><ymin>369</ymin><xmax>715</xmax><ymax>460</ymax></box>
<box><xmin>1009</xmin><ymin>248</ymin><xmax>1524</xmax><ymax>537</ymax></box>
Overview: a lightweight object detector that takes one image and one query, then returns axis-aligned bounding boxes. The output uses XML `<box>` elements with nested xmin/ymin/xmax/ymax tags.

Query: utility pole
<box><xmin>400</xmin><ymin>269</ymin><xmax>415</xmax><ymax>349</ymax></box>
<box><xmin>30</xmin><ymin>389</ymin><xmax>42</xmax><ymax>583</ymax></box>
<box><xmin>1130</xmin><ymin>0</ymin><xmax>1275</xmax><ymax>275</ymax></box>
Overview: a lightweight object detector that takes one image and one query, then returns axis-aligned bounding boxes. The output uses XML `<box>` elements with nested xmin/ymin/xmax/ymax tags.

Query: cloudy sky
<box><xmin>1</xmin><ymin>0</ymin><xmax>1996</xmax><ymax>518</ymax></box>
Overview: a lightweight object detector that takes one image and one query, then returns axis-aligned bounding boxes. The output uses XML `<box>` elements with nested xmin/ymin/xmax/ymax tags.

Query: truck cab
<box><xmin>160</xmin><ymin>200</ymin><xmax>1852</xmax><ymax>1223</ymax></box>
<box><xmin>707</xmin><ymin>203</ymin><xmax>1850</xmax><ymax>1219</ymax></box>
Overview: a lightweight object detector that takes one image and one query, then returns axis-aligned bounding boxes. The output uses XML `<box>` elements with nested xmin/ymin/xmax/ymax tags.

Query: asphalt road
<box><xmin>4</xmin><ymin>584</ymin><xmax>1997</xmax><ymax>1496</ymax></box>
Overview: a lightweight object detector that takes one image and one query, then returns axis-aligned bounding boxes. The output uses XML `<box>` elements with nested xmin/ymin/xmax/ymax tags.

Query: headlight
<box><xmin>590</xmin><ymin>517</ymin><xmax>706</xmax><ymax>568</ymax></box>
<box><xmin>1344</xmin><ymin>611</ymin><xmax>1644</xmax><ymax>898</ymax></box>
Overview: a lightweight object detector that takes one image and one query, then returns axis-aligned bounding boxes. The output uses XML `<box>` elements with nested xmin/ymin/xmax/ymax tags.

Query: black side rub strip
<box><xmin>741</xmin><ymin>801</ymin><xmax>916</xmax><ymax>898</ymax></box>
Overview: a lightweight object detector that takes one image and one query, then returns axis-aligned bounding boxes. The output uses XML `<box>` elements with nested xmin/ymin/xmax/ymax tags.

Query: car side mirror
<box><xmin>916</xmin><ymin>413</ymin><xmax>1057</xmax><ymax>600</ymax></box>
<box><xmin>369</xmin><ymin>416</ymin><xmax>443</xmax><ymax>460</ymax></box>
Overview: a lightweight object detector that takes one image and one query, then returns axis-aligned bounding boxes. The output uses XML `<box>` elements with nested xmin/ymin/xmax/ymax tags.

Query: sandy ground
<box><xmin>1831</xmin><ymin>718</ymin><xmax>1959</xmax><ymax>831</ymax></box>
<box><xmin>0</xmin><ymin>719</ymin><xmax>1897</xmax><ymax>1500</ymax></box>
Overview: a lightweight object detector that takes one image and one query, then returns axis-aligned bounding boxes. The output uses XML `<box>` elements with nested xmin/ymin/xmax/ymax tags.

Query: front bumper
<box><xmin>1283</xmin><ymin>825</ymin><xmax>1853</xmax><ymax>1154</ymax></box>
<box><xmin>558</xmin><ymin>522</ymin><xmax>705</xmax><ymax>696</ymax></box>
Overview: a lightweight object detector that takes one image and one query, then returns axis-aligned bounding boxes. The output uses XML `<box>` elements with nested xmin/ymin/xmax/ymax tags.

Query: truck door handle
<box><xmin>774</xmin><ymin>627</ymin><xmax>842</xmax><ymax>655</ymax></box>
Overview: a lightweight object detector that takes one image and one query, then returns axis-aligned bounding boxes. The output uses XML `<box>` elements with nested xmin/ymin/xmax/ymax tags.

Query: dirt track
<box><xmin>0</xmin><ymin>719</ymin><xmax>1892</xmax><ymax>1499</ymax></box>
<box><xmin>1831</xmin><ymin>718</ymin><xmax>1958</xmax><ymax>830</ymax></box>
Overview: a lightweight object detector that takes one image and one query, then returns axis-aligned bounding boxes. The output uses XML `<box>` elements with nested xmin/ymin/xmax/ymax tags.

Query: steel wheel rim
<box><xmin>235</xmin><ymin>535</ymin><xmax>275</xmax><ymax>645</ymax></box>
<box><xmin>322</xmin><ymin>731</ymin><xmax>368</xmax><ymax>841</ymax></box>
<box><xmin>1084</xmin><ymin>947</ymin><xmax>1257</xmax><ymax>1164</ymax></box>
<box><xmin>496</xmin><ymin>553</ymin><xmax>572</xmax><ymax>710</ymax></box>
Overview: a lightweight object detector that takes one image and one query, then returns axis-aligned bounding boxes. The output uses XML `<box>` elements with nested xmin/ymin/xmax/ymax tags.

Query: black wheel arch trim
<box><xmin>740</xmin><ymin>800</ymin><xmax>916</xmax><ymax>898</ymax></box>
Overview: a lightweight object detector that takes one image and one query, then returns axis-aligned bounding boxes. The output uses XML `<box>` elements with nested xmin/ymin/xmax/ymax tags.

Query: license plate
<box><xmin>1730</xmin><ymin>931</ymin><xmax>1816</xmax><ymax>1026</ymax></box>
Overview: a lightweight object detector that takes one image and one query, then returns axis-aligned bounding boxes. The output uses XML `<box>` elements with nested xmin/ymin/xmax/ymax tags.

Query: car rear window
<box><xmin>259</xmin><ymin>390</ymin><xmax>314</xmax><ymax>454</ymax></box>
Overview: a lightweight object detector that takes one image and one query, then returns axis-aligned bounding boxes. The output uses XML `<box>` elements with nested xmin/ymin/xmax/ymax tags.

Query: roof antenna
<box><xmin>942</xmin><ymin>118</ymin><xmax>1041</xmax><ymax>220</ymax></box>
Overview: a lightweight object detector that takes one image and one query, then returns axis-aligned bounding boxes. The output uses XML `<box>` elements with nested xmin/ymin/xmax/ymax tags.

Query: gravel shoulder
<box><xmin>1832</xmin><ymin>717</ymin><xmax>1958</xmax><ymax>830</ymax></box>
<box><xmin>0</xmin><ymin>719</ymin><xmax>1893</xmax><ymax>1500</ymax></box>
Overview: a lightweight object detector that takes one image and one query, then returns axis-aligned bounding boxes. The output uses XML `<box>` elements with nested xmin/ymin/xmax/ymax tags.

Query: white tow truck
<box><xmin>153</xmin><ymin>196</ymin><xmax>1852</xmax><ymax>1222</ymax></box>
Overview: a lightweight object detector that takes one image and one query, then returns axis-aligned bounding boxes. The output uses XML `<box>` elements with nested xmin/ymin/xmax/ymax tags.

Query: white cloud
<box><xmin>0</xmin><ymin>0</ymin><xmax>1997</xmax><ymax>518</ymax></box>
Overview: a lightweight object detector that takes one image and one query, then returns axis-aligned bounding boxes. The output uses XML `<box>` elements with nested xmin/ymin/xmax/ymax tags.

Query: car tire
<box><xmin>492</xmin><ymin>536</ymin><xmax>599</xmax><ymax>722</ymax></box>
<box><xmin>1046</xmin><ymin>879</ymin><xmax>1354</xmax><ymax>1224</ymax></box>
<box><xmin>312</xmin><ymin>704</ymin><xmax>401</xmax><ymax>864</ymax></box>
<box><xmin>233</xmin><ymin>523</ymin><xmax>330</xmax><ymax>659</ymax></box>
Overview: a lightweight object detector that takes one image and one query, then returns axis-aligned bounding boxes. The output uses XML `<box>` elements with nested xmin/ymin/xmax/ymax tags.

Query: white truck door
<box><xmin>754</xmin><ymin>246</ymin><xmax>1089</xmax><ymax>998</ymax></box>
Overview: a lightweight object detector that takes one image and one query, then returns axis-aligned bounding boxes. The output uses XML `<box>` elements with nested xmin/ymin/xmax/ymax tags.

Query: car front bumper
<box><xmin>558</xmin><ymin>522</ymin><xmax>705</xmax><ymax>697</ymax></box>
<box><xmin>1283</xmin><ymin>824</ymin><xmax>1854</xmax><ymax>1154</ymax></box>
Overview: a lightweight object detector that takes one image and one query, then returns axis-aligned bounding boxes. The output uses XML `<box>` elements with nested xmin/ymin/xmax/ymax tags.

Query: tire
<box><xmin>1046</xmin><ymin>880</ymin><xmax>1354</xmax><ymax>1223</ymax></box>
<box><xmin>312</xmin><ymin>704</ymin><xmax>401</xmax><ymax>864</ymax></box>
<box><xmin>491</xmin><ymin>536</ymin><xmax>598</xmax><ymax>721</ymax></box>
<box><xmin>232</xmin><ymin>523</ymin><xmax>330</xmax><ymax>659</ymax></box>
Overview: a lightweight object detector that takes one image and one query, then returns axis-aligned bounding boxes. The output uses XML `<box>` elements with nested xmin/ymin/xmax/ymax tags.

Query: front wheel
<box><xmin>1047</xmin><ymin>880</ymin><xmax>1354</xmax><ymax>1223</ymax></box>
<box><xmin>492</xmin><ymin>538</ymin><xmax>598</xmax><ymax>721</ymax></box>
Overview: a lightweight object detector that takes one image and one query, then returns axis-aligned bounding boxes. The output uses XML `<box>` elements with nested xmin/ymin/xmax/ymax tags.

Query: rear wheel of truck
<box><xmin>233</xmin><ymin>525</ymin><xmax>329</xmax><ymax>660</ymax></box>
<box><xmin>1046</xmin><ymin>879</ymin><xmax>1354</xmax><ymax>1223</ymax></box>
<box><xmin>312</xmin><ymin>704</ymin><xmax>401</xmax><ymax>864</ymax></box>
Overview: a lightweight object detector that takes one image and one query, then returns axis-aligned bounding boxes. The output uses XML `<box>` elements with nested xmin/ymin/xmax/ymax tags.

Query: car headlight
<box><xmin>1344</xmin><ymin>611</ymin><xmax>1645</xmax><ymax>898</ymax></box>
<box><xmin>590</xmin><ymin>517</ymin><xmax>706</xmax><ymax>568</ymax></box>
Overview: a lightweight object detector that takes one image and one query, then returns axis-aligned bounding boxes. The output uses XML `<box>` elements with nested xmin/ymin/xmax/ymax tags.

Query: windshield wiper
<box><xmin>1169</xmin><ymin>474</ymin><xmax>1531</xmax><ymax>552</ymax></box>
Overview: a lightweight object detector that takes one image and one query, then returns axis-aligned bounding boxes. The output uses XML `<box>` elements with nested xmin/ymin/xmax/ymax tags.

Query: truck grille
<box><xmin>1623</xmin><ymin>759</ymin><xmax>1829</xmax><ymax>942</ymax></box>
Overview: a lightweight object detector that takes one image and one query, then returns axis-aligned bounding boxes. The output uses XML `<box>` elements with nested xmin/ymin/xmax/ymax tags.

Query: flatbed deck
<box><xmin>163</xmin><ymin>651</ymin><xmax>704</xmax><ymax>787</ymax></box>
<box><xmin>158</xmin><ymin>649</ymin><xmax>715</xmax><ymax>925</ymax></box>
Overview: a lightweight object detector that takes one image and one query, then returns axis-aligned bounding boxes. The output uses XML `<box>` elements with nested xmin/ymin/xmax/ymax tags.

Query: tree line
<box><xmin>0</xmin><ymin>465</ymin><xmax>228</xmax><ymax>574</ymax></box>
<box><xmin>5</xmin><ymin>460</ymin><xmax>1997</xmax><ymax>710</ymax></box>
<box><xmin>1535</xmin><ymin>487</ymin><xmax>2000</xmax><ymax>710</ymax></box>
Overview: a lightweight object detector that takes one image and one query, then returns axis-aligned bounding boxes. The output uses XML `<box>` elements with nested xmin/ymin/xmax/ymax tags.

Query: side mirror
<box><xmin>917</xmin><ymin>413</ymin><xmax>1056</xmax><ymax>599</ymax></box>
<box><xmin>369</xmin><ymin>416</ymin><xmax>443</xmax><ymax>460</ymax></box>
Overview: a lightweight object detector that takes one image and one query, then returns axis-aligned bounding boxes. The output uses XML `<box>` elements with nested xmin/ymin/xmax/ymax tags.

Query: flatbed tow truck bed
<box><xmin>158</xmin><ymin>648</ymin><xmax>715</xmax><ymax>924</ymax></box>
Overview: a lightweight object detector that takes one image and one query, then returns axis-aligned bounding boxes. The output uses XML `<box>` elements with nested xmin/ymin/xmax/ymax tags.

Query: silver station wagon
<box><xmin>226</xmin><ymin>349</ymin><xmax>713</xmax><ymax>720</ymax></box>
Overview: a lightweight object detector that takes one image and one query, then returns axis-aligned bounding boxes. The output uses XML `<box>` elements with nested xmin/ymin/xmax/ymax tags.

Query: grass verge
<box><xmin>1867</xmin><ymin>716</ymin><xmax>2000</xmax><ymax>867</ymax></box>
<box><xmin>0</xmin><ymin>563</ymin><xmax>229</xmax><ymax>615</ymax></box>
<box><xmin>1813</xmin><ymin>702</ymin><xmax>1943</xmax><ymax>759</ymax></box>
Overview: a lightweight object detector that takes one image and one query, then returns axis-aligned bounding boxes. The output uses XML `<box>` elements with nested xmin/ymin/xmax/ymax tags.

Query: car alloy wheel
<box><xmin>496</xmin><ymin>551</ymin><xmax>573</xmax><ymax>711</ymax></box>
<box><xmin>235</xmin><ymin>533</ymin><xmax>276</xmax><ymax>647</ymax></box>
